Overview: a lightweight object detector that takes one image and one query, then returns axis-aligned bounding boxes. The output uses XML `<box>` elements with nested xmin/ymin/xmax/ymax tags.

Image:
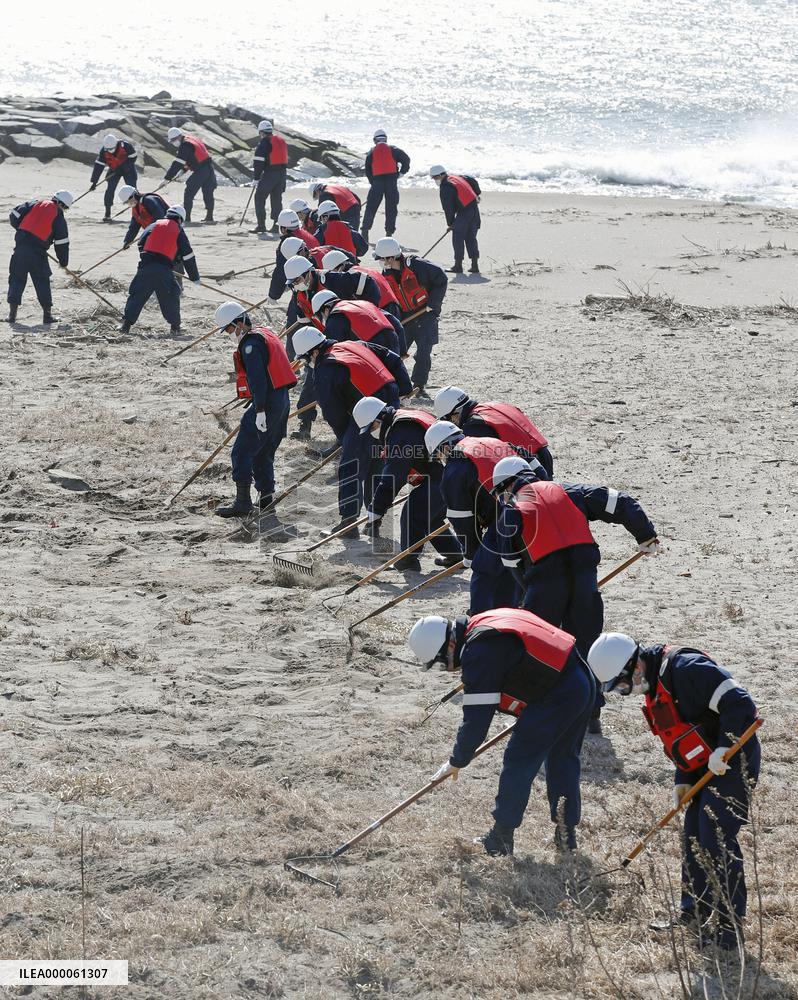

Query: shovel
<box><xmin>284</xmin><ymin>721</ymin><xmax>515</xmax><ymax>889</ymax></box>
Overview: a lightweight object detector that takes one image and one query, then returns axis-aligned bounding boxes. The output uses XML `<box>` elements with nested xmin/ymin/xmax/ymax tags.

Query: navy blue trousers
<box><xmin>493</xmin><ymin>653</ymin><xmax>596</xmax><ymax>830</ymax></box>
<box><xmin>231</xmin><ymin>390</ymin><xmax>290</xmax><ymax>496</ymax></box>
<box><xmin>362</xmin><ymin>176</ymin><xmax>399</xmax><ymax>235</ymax></box>
<box><xmin>681</xmin><ymin>741</ymin><xmax>761</xmax><ymax>940</ymax></box>
<box><xmin>400</xmin><ymin>477</ymin><xmax>462</xmax><ymax>556</ymax></box>
<box><xmin>255</xmin><ymin>168</ymin><xmax>285</xmax><ymax>227</ymax></box>
<box><xmin>338</xmin><ymin>419</ymin><xmax>383</xmax><ymax>519</ymax></box>
<box><xmin>341</xmin><ymin>204</ymin><xmax>361</xmax><ymax>230</ymax></box>
<box><xmin>7</xmin><ymin>243</ymin><xmax>52</xmax><ymax>308</ymax></box>
<box><xmin>470</xmin><ymin>524</ymin><xmax>521</xmax><ymax>613</ymax></box>
<box><xmin>403</xmin><ymin>311</ymin><xmax>438</xmax><ymax>389</ymax></box>
<box><xmin>184</xmin><ymin>161</ymin><xmax>217</xmax><ymax>216</ymax></box>
<box><xmin>452</xmin><ymin>203</ymin><xmax>480</xmax><ymax>263</ymax></box>
<box><xmin>123</xmin><ymin>262</ymin><xmax>181</xmax><ymax>327</ymax></box>
<box><xmin>104</xmin><ymin>163</ymin><xmax>138</xmax><ymax>211</ymax></box>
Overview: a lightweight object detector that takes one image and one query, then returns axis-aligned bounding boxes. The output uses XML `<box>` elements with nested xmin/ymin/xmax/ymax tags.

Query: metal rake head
<box><xmin>283</xmin><ymin>854</ymin><xmax>340</xmax><ymax>891</ymax></box>
<box><xmin>321</xmin><ymin>591</ymin><xmax>348</xmax><ymax>618</ymax></box>
<box><xmin>272</xmin><ymin>552</ymin><xmax>315</xmax><ymax>577</ymax></box>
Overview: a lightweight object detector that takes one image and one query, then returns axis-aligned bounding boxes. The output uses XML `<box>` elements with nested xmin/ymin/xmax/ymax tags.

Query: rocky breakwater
<box><xmin>0</xmin><ymin>92</ymin><xmax>363</xmax><ymax>183</ymax></box>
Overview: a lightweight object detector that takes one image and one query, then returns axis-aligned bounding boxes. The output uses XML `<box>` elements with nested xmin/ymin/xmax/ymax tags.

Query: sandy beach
<box><xmin>1</xmin><ymin>157</ymin><xmax>796</xmax><ymax>998</ymax></box>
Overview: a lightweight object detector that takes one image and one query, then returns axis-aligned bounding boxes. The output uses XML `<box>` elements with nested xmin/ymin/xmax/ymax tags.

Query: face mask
<box><xmin>370</xmin><ymin>426</ymin><xmax>381</xmax><ymax>440</ymax></box>
<box><xmin>307</xmin><ymin>357</ymin><xmax>316</xmax><ymax>369</ymax></box>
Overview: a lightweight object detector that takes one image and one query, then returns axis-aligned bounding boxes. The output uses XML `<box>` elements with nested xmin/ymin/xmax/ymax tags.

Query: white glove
<box><xmin>638</xmin><ymin>537</ymin><xmax>660</xmax><ymax>556</ymax></box>
<box><xmin>366</xmin><ymin>510</ymin><xmax>380</xmax><ymax>523</ymax></box>
<box><xmin>673</xmin><ymin>783</ymin><xmax>691</xmax><ymax>808</ymax></box>
<box><xmin>432</xmin><ymin>761</ymin><xmax>459</xmax><ymax>783</ymax></box>
<box><xmin>255</xmin><ymin>411</ymin><xmax>268</xmax><ymax>433</ymax></box>
<box><xmin>192</xmin><ymin>278</ymin><xmax>201</xmax><ymax>285</ymax></box>
<box><xmin>462</xmin><ymin>558</ymin><xmax>472</xmax><ymax>569</ymax></box>
<box><xmin>708</xmin><ymin>747</ymin><xmax>730</xmax><ymax>776</ymax></box>
<box><xmin>267</xmin><ymin>296</ymin><xmax>279</xmax><ymax>305</ymax></box>
<box><xmin>250</xmin><ymin>179</ymin><xmax>258</xmax><ymax>188</ymax></box>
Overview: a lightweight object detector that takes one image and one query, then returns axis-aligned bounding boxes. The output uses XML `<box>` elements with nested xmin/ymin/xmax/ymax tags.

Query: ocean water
<box><xmin>5</xmin><ymin>0</ymin><xmax>798</xmax><ymax>205</ymax></box>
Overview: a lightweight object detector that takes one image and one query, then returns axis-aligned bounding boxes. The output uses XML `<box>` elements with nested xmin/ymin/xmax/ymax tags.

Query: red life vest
<box><xmin>19</xmin><ymin>200</ymin><xmax>58</xmax><ymax>242</ymax></box>
<box><xmin>471</xmin><ymin>402</ymin><xmax>548</xmax><ymax>452</ymax></box>
<box><xmin>296</xmin><ymin>226</ymin><xmax>320</xmax><ymax>249</ymax></box>
<box><xmin>269</xmin><ymin>134</ymin><xmax>288</xmax><ymax>166</ymax></box>
<box><xmin>371</xmin><ymin>142</ymin><xmax>398</xmax><ymax>176</ymax></box>
<box><xmin>357</xmin><ymin>267</ymin><xmax>399</xmax><ymax>309</ymax></box>
<box><xmin>143</xmin><ymin>218</ymin><xmax>180</xmax><ymax>261</ymax></box>
<box><xmin>642</xmin><ymin>647</ymin><xmax>715</xmax><ymax>773</ymax></box>
<box><xmin>295</xmin><ymin>290</ymin><xmax>325</xmax><ymax>332</ymax></box>
<box><xmin>513</xmin><ymin>482</ymin><xmax>595</xmax><ymax>562</ymax></box>
<box><xmin>383</xmin><ymin>262</ymin><xmax>429</xmax><ymax>315</ymax></box>
<box><xmin>447</xmin><ymin>174</ymin><xmax>477</xmax><ymax>207</ymax></box>
<box><xmin>183</xmin><ymin>135</ymin><xmax>210</xmax><ymax>166</ymax></box>
<box><xmin>324</xmin><ymin>183</ymin><xmax>359</xmax><ymax>211</ymax></box>
<box><xmin>103</xmin><ymin>143</ymin><xmax>129</xmax><ymax>171</ymax></box>
<box><xmin>465</xmin><ymin>609</ymin><xmax>576</xmax><ymax>712</ymax></box>
<box><xmin>332</xmin><ymin>300</ymin><xmax>389</xmax><ymax>342</ymax></box>
<box><xmin>321</xmin><ymin>219</ymin><xmax>357</xmax><ymax>256</ymax></box>
<box><xmin>455</xmin><ymin>437</ymin><xmax>518</xmax><ymax>491</ymax></box>
<box><xmin>328</xmin><ymin>341</ymin><xmax>393</xmax><ymax>396</ymax></box>
<box><xmin>303</xmin><ymin>214</ymin><xmax>319</xmax><ymax>235</ymax></box>
<box><xmin>233</xmin><ymin>327</ymin><xmax>298</xmax><ymax>399</ymax></box>
<box><xmin>132</xmin><ymin>193</ymin><xmax>168</xmax><ymax>229</ymax></box>
<box><xmin>308</xmin><ymin>244</ymin><xmax>336</xmax><ymax>268</ymax></box>
<box><xmin>392</xmin><ymin>408</ymin><xmax>437</xmax><ymax>485</ymax></box>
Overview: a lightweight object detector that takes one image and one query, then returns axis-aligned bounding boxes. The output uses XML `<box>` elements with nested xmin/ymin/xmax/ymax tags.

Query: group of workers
<box><xmin>3</xmin><ymin>118</ymin><xmax>761</xmax><ymax>958</ymax></box>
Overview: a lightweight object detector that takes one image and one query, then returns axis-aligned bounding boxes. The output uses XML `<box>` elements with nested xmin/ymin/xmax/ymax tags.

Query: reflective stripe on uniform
<box><xmin>183</xmin><ymin>252</ymin><xmax>195</xmax><ymax>261</ymax></box>
<box><xmin>462</xmin><ymin>692</ymin><xmax>500</xmax><ymax>706</ymax></box>
<box><xmin>253</xmin><ymin>156</ymin><xmax>265</xmax><ymax>161</ymax></box>
<box><xmin>11</xmin><ymin>210</ymin><xmax>20</xmax><ymax>218</ymax></box>
<box><xmin>605</xmin><ymin>488</ymin><xmax>619</xmax><ymax>514</ymax></box>
<box><xmin>709</xmin><ymin>677</ymin><xmax>739</xmax><ymax>713</ymax></box>
<box><xmin>174</xmin><ymin>158</ymin><xmax>186</xmax><ymax>166</ymax></box>
<box><xmin>446</xmin><ymin>508</ymin><xmax>472</xmax><ymax>519</ymax></box>
<box><xmin>94</xmin><ymin>158</ymin><xmax>105</xmax><ymax>166</ymax></box>
<box><xmin>356</xmin><ymin>272</ymin><xmax>368</xmax><ymax>294</ymax></box>
<box><xmin>53</xmin><ymin>238</ymin><xmax>69</xmax><ymax>245</ymax></box>
<box><xmin>501</xmin><ymin>556</ymin><xmax>521</xmax><ymax>568</ymax></box>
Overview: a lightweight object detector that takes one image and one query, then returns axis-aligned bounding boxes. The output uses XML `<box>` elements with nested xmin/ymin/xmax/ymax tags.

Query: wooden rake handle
<box><xmin>345</xmin><ymin>522</ymin><xmax>450</xmax><ymax>595</ymax></box>
<box><xmin>165</xmin><ymin>425</ymin><xmax>239</xmax><ymax>507</ymax></box>
<box><xmin>331</xmin><ymin>722</ymin><xmax>516</xmax><ymax>858</ymax></box>
<box><xmin>349</xmin><ymin>560</ymin><xmax>464</xmax><ymax>631</ymax></box>
<box><xmin>304</xmin><ymin>492</ymin><xmax>407</xmax><ymax>554</ymax></box>
<box><xmin>270</xmin><ymin>446</ymin><xmax>342</xmax><ymax>506</ymax></box>
<box><xmin>79</xmin><ymin>243</ymin><xmax>130</xmax><ymax>278</ymax></box>
<box><xmin>48</xmin><ymin>254</ymin><xmax>122</xmax><ymax>316</ymax></box>
<box><xmin>597</xmin><ymin>550</ymin><xmax>645</xmax><ymax>588</ymax></box>
<box><xmin>162</xmin><ymin>293</ymin><xmax>273</xmax><ymax>363</ymax></box>
<box><xmin>621</xmin><ymin>717</ymin><xmax>763</xmax><ymax>868</ymax></box>
<box><xmin>174</xmin><ymin>273</ymin><xmax>258</xmax><ymax>308</ymax></box>
<box><xmin>420</xmin><ymin>229</ymin><xmax>452</xmax><ymax>258</ymax></box>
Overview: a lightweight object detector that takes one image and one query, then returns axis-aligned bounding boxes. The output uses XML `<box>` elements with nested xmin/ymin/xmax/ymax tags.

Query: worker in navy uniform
<box><xmin>7</xmin><ymin>189</ymin><xmax>72</xmax><ymax>325</ymax></box>
<box><xmin>212</xmin><ymin>302</ymin><xmax>297</xmax><ymax>518</ymax></box>
<box><xmin>289</xmin><ymin>198</ymin><xmax>319</xmax><ymax>236</ymax></box>
<box><xmin>314</xmin><ymin>201</ymin><xmax>369</xmax><ymax>258</ymax></box>
<box><xmin>311</xmin><ymin>289</ymin><xmax>406</xmax><ymax>355</ymax></box>
<box><xmin>90</xmin><ymin>133</ymin><xmax>138</xmax><ymax>221</ymax></box>
<box><xmin>352</xmin><ymin>397</ymin><xmax>462</xmax><ymax>569</ymax></box>
<box><xmin>292</xmin><ymin>327</ymin><xmax>411</xmax><ymax>537</ymax></box>
<box><xmin>424</xmin><ymin>422</ymin><xmax>522</xmax><ymax>613</ymax></box>
<box><xmin>119</xmin><ymin>204</ymin><xmax>199</xmax><ymax>334</ymax></box>
<box><xmin>493</xmin><ymin>456</ymin><xmax>659</xmax><ymax>734</ymax></box>
<box><xmin>321</xmin><ymin>248</ymin><xmax>401</xmax><ymax>321</ymax></box>
<box><xmin>430</xmin><ymin>165</ymin><xmax>481</xmax><ymax>274</ymax></box>
<box><xmin>409</xmin><ymin>609</ymin><xmax>597</xmax><ymax>856</ymax></box>
<box><xmin>588</xmin><ymin>634</ymin><xmax>761</xmax><ymax>949</ymax></box>
<box><xmin>164</xmin><ymin>127</ymin><xmax>218</xmax><ymax>223</ymax></box>
<box><xmin>266</xmin><ymin>210</ymin><xmax>320</xmax><ymax>303</ymax></box>
<box><xmin>311</xmin><ymin>182</ymin><xmax>361</xmax><ymax>229</ymax></box>
<box><xmin>374</xmin><ymin>237</ymin><xmax>448</xmax><ymax>396</ymax></box>
<box><xmin>118</xmin><ymin>184</ymin><xmax>168</xmax><ymax>247</ymax></box>
<box><xmin>360</xmin><ymin>129</ymin><xmax>411</xmax><ymax>242</ymax></box>
<box><xmin>250</xmin><ymin>120</ymin><xmax>288</xmax><ymax>235</ymax></box>
<box><xmin>433</xmin><ymin>385</ymin><xmax>552</xmax><ymax>476</ymax></box>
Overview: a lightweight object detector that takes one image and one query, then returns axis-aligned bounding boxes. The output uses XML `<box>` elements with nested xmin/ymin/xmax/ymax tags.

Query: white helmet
<box><xmin>293</xmin><ymin>326</ymin><xmax>326</xmax><ymax>358</ymax></box>
<box><xmin>429</xmin><ymin>164</ymin><xmax>446</xmax><ymax>178</ymax></box>
<box><xmin>317</xmin><ymin>199</ymin><xmax>339</xmax><ymax>219</ymax></box>
<box><xmin>277</xmin><ymin>209</ymin><xmax>300</xmax><ymax>230</ymax></box>
<box><xmin>373</xmin><ymin>129</ymin><xmax>387</xmax><ymax>142</ymax></box>
<box><xmin>310</xmin><ymin>182</ymin><xmax>325</xmax><ymax>197</ymax></box>
<box><xmin>587</xmin><ymin>633</ymin><xmax>639</xmax><ymax>684</ymax></box>
<box><xmin>102</xmin><ymin>133</ymin><xmax>118</xmax><ymax>150</ymax></box>
<box><xmin>167</xmin><ymin>126</ymin><xmax>183</xmax><ymax>143</ymax></box>
<box><xmin>215</xmin><ymin>301</ymin><xmax>247</xmax><ymax>328</ymax></box>
<box><xmin>433</xmin><ymin>385</ymin><xmax>470</xmax><ymax>419</ymax></box>
<box><xmin>53</xmin><ymin>190</ymin><xmax>74</xmax><ymax>209</ymax></box>
<box><xmin>424</xmin><ymin>420</ymin><xmax>463</xmax><ymax>457</ymax></box>
<box><xmin>408</xmin><ymin>616</ymin><xmax>449</xmax><ymax>666</ymax></box>
<box><xmin>258</xmin><ymin>120</ymin><xmax>273</xmax><ymax>133</ymax></box>
<box><xmin>284</xmin><ymin>255</ymin><xmax>314</xmax><ymax>281</ymax></box>
<box><xmin>289</xmin><ymin>198</ymin><xmax>310</xmax><ymax>213</ymax></box>
<box><xmin>117</xmin><ymin>184</ymin><xmax>137</xmax><ymax>204</ymax></box>
<box><xmin>281</xmin><ymin>236</ymin><xmax>305</xmax><ymax>258</ymax></box>
<box><xmin>321</xmin><ymin>249</ymin><xmax>349</xmax><ymax>271</ymax></box>
<box><xmin>374</xmin><ymin>236</ymin><xmax>402</xmax><ymax>259</ymax></box>
<box><xmin>166</xmin><ymin>204</ymin><xmax>186</xmax><ymax>222</ymax></box>
<box><xmin>492</xmin><ymin>456</ymin><xmax>532</xmax><ymax>493</ymax></box>
<box><xmin>353</xmin><ymin>396</ymin><xmax>387</xmax><ymax>434</ymax></box>
<box><xmin>311</xmin><ymin>289</ymin><xmax>339</xmax><ymax>315</ymax></box>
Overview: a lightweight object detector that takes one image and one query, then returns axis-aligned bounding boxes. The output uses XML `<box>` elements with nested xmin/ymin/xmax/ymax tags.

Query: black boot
<box><xmin>215</xmin><ymin>483</ymin><xmax>254</xmax><ymax>518</ymax></box>
<box><xmin>266</xmin><ymin>223</ymin><xmax>278</xmax><ymax>234</ymax></box>
<box><xmin>203</xmin><ymin>211</ymin><xmax>215</xmax><ymax>224</ymax></box>
<box><xmin>250</xmin><ymin>225</ymin><xmax>266</xmax><ymax>234</ymax></box>
<box><xmin>290</xmin><ymin>422</ymin><xmax>311</xmax><ymax>441</ymax></box>
<box><xmin>42</xmin><ymin>310</ymin><xmax>57</xmax><ymax>324</ymax></box>
<box><xmin>102</xmin><ymin>211</ymin><xmax>112</xmax><ymax>223</ymax></box>
<box><xmin>170</xmin><ymin>324</ymin><xmax>181</xmax><ymax>335</ymax></box>
<box><xmin>7</xmin><ymin>304</ymin><xmax>18</xmax><ymax>323</ymax></box>
<box><xmin>434</xmin><ymin>553</ymin><xmax>463</xmax><ymax>567</ymax></box>
<box><xmin>118</xmin><ymin>320</ymin><xmax>132</xmax><ymax>334</ymax></box>
<box><xmin>394</xmin><ymin>554</ymin><xmax>421</xmax><ymax>572</ymax></box>
<box><xmin>469</xmin><ymin>259</ymin><xmax>480</xmax><ymax>274</ymax></box>
<box><xmin>474</xmin><ymin>823</ymin><xmax>514</xmax><ymax>857</ymax></box>
<box><xmin>588</xmin><ymin>709</ymin><xmax>602</xmax><ymax>735</ymax></box>
<box><xmin>258</xmin><ymin>492</ymin><xmax>275</xmax><ymax>514</ymax></box>
<box><xmin>322</xmin><ymin>515</ymin><xmax>359</xmax><ymax>540</ymax></box>
<box><xmin>447</xmin><ymin>262</ymin><xmax>464</xmax><ymax>274</ymax></box>
<box><xmin>360</xmin><ymin>228</ymin><xmax>370</xmax><ymax>243</ymax></box>
<box><xmin>553</xmin><ymin>823</ymin><xmax>578</xmax><ymax>853</ymax></box>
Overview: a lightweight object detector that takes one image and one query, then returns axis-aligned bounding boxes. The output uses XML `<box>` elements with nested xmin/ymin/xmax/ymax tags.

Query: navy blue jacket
<box><xmin>137</xmin><ymin>222</ymin><xmax>199</xmax><ymax>281</ymax></box>
<box><xmin>124</xmin><ymin>193</ymin><xmax>168</xmax><ymax>246</ymax></box>
<box><xmin>440</xmin><ymin>448</ymin><xmax>499</xmax><ymax>561</ymax></box>
<box><xmin>497</xmin><ymin>472</ymin><xmax>656</xmax><ymax>573</ymax></box>
<box><xmin>439</xmin><ymin>174</ymin><xmax>481</xmax><ymax>227</ymax></box>
<box><xmin>268</xmin><ymin>234</ymin><xmax>300</xmax><ymax>301</ymax></box>
<box><xmin>253</xmin><ymin>136</ymin><xmax>287</xmax><ymax>179</ymax></box>
<box><xmin>313</xmin><ymin>340</ymin><xmax>409</xmax><ymax>441</ymax></box>
<box><xmin>90</xmin><ymin>140</ymin><xmax>137</xmax><ymax>184</ymax></box>
<box><xmin>165</xmin><ymin>139</ymin><xmax>212</xmax><ymax>179</ymax></box>
<box><xmin>324</xmin><ymin>307</ymin><xmax>405</xmax><ymax>355</ymax></box>
<box><xmin>365</xmin><ymin>145</ymin><xmax>411</xmax><ymax>182</ymax></box>
<box><xmin>237</xmin><ymin>328</ymin><xmax>284</xmax><ymax>412</ymax></box>
<box><xmin>286</xmin><ymin>269</ymin><xmax>381</xmax><ymax>326</ymax></box>
<box><xmin>10</xmin><ymin>200</ymin><xmax>69</xmax><ymax>266</ymax></box>
<box><xmin>640</xmin><ymin>645</ymin><xmax>759</xmax><ymax>782</ymax></box>
<box><xmin>370</xmin><ymin>411</ymin><xmax>439</xmax><ymax>517</ymax></box>
<box><xmin>315</xmin><ymin>220</ymin><xmax>369</xmax><ymax>257</ymax></box>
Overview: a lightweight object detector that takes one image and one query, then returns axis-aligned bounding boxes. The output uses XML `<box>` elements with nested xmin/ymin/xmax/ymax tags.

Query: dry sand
<box><xmin>1</xmin><ymin>158</ymin><xmax>796</xmax><ymax>999</ymax></box>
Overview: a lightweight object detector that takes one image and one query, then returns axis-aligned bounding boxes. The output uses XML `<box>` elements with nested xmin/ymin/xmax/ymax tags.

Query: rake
<box><xmin>48</xmin><ymin>255</ymin><xmax>123</xmax><ymax>317</ymax></box>
<box><xmin>348</xmin><ymin>560</ymin><xmax>464</xmax><ymax>633</ymax></box>
<box><xmin>284</xmin><ymin>721</ymin><xmax>516</xmax><ymax>889</ymax></box>
<box><xmin>162</xmin><ymin>293</ymin><xmax>273</xmax><ymax>363</ymax></box>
